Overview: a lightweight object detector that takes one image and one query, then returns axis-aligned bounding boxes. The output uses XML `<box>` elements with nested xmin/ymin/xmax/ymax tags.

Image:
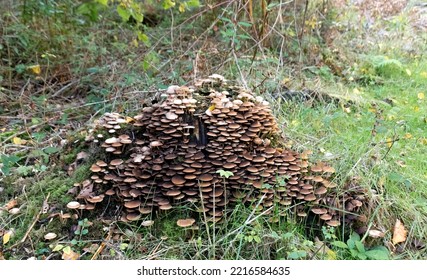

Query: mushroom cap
<box><xmin>44</xmin><ymin>232</ymin><xmax>57</xmax><ymax>240</ymax></box>
<box><xmin>177</xmin><ymin>218</ymin><xmax>196</xmax><ymax>227</ymax></box>
<box><xmin>198</xmin><ymin>174</ymin><xmax>213</xmax><ymax>182</ymax></box>
<box><xmin>110</xmin><ymin>159</ymin><xmax>124</xmax><ymax>166</ymax></box>
<box><xmin>326</xmin><ymin>220</ymin><xmax>340</xmax><ymax>227</ymax></box>
<box><xmin>141</xmin><ymin>220</ymin><xmax>154</xmax><ymax>227</ymax></box>
<box><xmin>171</xmin><ymin>175</ymin><xmax>186</xmax><ymax>185</ymax></box>
<box><xmin>66</xmin><ymin>201</ymin><xmax>81</xmax><ymax>209</ymax></box>
<box><xmin>124</xmin><ymin>200</ymin><xmax>141</xmax><ymax>208</ymax></box>
<box><xmin>126</xmin><ymin>213</ymin><xmax>141</xmax><ymax>221</ymax></box>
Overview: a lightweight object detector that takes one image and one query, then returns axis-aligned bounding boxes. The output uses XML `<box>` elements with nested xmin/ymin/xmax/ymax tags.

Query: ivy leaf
<box><xmin>287</xmin><ymin>250</ymin><xmax>307</xmax><ymax>260</ymax></box>
<box><xmin>43</xmin><ymin>146</ymin><xmax>60</xmax><ymax>154</ymax></box>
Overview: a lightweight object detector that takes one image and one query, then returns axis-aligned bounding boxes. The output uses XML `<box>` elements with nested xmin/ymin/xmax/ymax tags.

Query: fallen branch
<box><xmin>91</xmin><ymin>227</ymin><xmax>113</xmax><ymax>260</ymax></box>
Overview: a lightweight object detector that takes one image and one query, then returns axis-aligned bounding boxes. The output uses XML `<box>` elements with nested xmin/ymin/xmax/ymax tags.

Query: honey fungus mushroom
<box><xmin>75</xmin><ymin>75</ymin><xmax>366</xmax><ymax>227</ymax></box>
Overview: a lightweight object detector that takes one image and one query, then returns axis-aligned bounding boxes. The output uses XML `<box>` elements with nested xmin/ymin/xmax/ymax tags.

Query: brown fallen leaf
<box><xmin>3</xmin><ymin>199</ymin><xmax>18</xmax><ymax>211</ymax></box>
<box><xmin>62</xmin><ymin>246</ymin><xmax>80</xmax><ymax>260</ymax></box>
<box><xmin>392</xmin><ymin>219</ymin><xmax>408</xmax><ymax>245</ymax></box>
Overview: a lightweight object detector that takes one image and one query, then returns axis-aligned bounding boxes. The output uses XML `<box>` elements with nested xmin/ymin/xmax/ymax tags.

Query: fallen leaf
<box><xmin>4</xmin><ymin>199</ymin><xmax>18</xmax><ymax>210</ymax></box>
<box><xmin>386</xmin><ymin>137</ymin><xmax>393</xmax><ymax>148</ymax></box>
<box><xmin>2</xmin><ymin>230</ymin><xmax>12</xmax><ymax>245</ymax></box>
<box><xmin>392</xmin><ymin>219</ymin><xmax>408</xmax><ymax>245</ymax></box>
<box><xmin>12</xmin><ymin>136</ymin><xmax>27</xmax><ymax>145</ymax></box>
<box><xmin>406</xmin><ymin>69</ymin><xmax>412</xmax><ymax>76</ymax></box>
<box><xmin>418</xmin><ymin>92</ymin><xmax>425</xmax><ymax>100</ymax></box>
<box><xmin>395</xmin><ymin>160</ymin><xmax>406</xmax><ymax>167</ymax></box>
<box><xmin>28</xmin><ymin>64</ymin><xmax>41</xmax><ymax>75</ymax></box>
<box><xmin>368</xmin><ymin>229</ymin><xmax>385</xmax><ymax>238</ymax></box>
<box><xmin>62</xmin><ymin>246</ymin><xmax>80</xmax><ymax>260</ymax></box>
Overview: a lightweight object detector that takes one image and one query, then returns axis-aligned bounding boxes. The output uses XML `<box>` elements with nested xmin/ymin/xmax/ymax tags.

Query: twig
<box><xmin>7</xmin><ymin>193</ymin><xmax>50</xmax><ymax>250</ymax></box>
<box><xmin>91</xmin><ymin>228</ymin><xmax>113</xmax><ymax>260</ymax></box>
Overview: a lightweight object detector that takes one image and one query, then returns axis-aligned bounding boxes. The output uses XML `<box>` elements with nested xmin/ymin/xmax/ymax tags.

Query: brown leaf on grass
<box><xmin>3</xmin><ymin>199</ymin><xmax>18</xmax><ymax>211</ymax></box>
<box><xmin>392</xmin><ymin>219</ymin><xmax>408</xmax><ymax>245</ymax></box>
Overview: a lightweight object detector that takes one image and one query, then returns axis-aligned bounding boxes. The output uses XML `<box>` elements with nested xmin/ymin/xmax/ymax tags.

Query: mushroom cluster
<box><xmin>76</xmin><ymin>75</ymin><xmax>365</xmax><ymax>226</ymax></box>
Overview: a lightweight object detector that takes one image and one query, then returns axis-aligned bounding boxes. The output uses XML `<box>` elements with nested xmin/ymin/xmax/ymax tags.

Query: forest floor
<box><xmin>1</xmin><ymin>0</ymin><xmax>427</xmax><ymax>260</ymax></box>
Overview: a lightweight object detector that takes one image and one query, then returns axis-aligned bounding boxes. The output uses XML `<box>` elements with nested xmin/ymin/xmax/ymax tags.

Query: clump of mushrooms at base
<box><xmin>72</xmin><ymin>75</ymin><xmax>366</xmax><ymax>227</ymax></box>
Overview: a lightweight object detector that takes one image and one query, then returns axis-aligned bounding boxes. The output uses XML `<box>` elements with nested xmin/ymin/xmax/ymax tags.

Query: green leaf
<box><xmin>130</xmin><ymin>2</ymin><xmax>143</xmax><ymax>22</ymax></box>
<box><xmin>350</xmin><ymin>232</ymin><xmax>361</xmax><ymax>242</ymax></box>
<box><xmin>288</xmin><ymin>250</ymin><xmax>307</xmax><ymax>260</ymax></box>
<box><xmin>355</xmin><ymin>240</ymin><xmax>365</xmax><ymax>253</ymax></box>
<box><xmin>95</xmin><ymin>0</ymin><xmax>109</xmax><ymax>6</ymax></box>
<box><xmin>32</xmin><ymin>132</ymin><xmax>46</xmax><ymax>142</ymax></box>
<box><xmin>349</xmin><ymin>249</ymin><xmax>358</xmax><ymax>258</ymax></box>
<box><xmin>365</xmin><ymin>247</ymin><xmax>390</xmax><ymax>260</ymax></box>
<box><xmin>357</xmin><ymin>252</ymin><xmax>367</xmax><ymax>260</ymax></box>
<box><xmin>162</xmin><ymin>0</ymin><xmax>176</xmax><ymax>10</ymax></box>
<box><xmin>238</xmin><ymin>21</ymin><xmax>252</xmax><ymax>28</ymax></box>
<box><xmin>70</xmin><ymin>239</ymin><xmax>78</xmax><ymax>245</ymax></box>
<box><xmin>137</xmin><ymin>31</ymin><xmax>151</xmax><ymax>47</ymax></box>
<box><xmin>120</xmin><ymin>243</ymin><xmax>129</xmax><ymax>251</ymax></box>
<box><xmin>74</xmin><ymin>230</ymin><xmax>81</xmax><ymax>235</ymax></box>
<box><xmin>81</xmin><ymin>229</ymin><xmax>89</xmax><ymax>235</ymax></box>
<box><xmin>186</xmin><ymin>0</ymin><xmax>200</xmax><ymax>8</ymax></box>
<box><xmin>253</xmin><ymin>236</ymin><xmax>261</xmax><ymax>243</ymax></box>
<box><xmin>63</xmin><ymin>246</ymin><xmax>72</xmax><ymax>254</ymax></box>
<box><xmin>117</xmin><ymin>5</ymin><xmax>131</xmax><ymax>22</ymax></box>
<box><xmin>43</xmin><ymin>146</ymin><xmax>60</xmax><ymax>154</ymax></box>
<box><xmin>331</xmin><ymin>241</ymin><xmax>348</xmax><ymax>249</ymax></box>
<box><xmin>347</xmin><ymin>238</ymin><xmax>355</xmax><ymax>249</ymax></box>
<box><xmin>52</xmin><ymin>244</ymin><xmax>64</xmax><ymax>252</ymax></box>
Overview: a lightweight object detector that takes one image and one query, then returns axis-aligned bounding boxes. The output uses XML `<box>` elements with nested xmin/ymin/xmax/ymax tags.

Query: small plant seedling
<box><xmin>216</xmin><ymin>169</ymin><xmax>234</xmax><ymax>179</ymax></box>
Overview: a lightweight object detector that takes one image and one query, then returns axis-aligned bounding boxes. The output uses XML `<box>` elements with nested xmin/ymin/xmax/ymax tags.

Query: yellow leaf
<box><xmin>62</xmin><ymin>249</ymin><xmax>80</xmax><ymax>260</ymax></box>
<box><xmin>405</xmin><ymin>69</ymin><xmax>411</xmax><ymax>76</ymax></box>
<box><xmin>404</xmin><ymin>133</ymin><xmax>412</xmax><ymax>139</ymax></box>
<box><xmin>414</xmin><ymin>106</ymin><xmax>419</xmax><ymax>112</ymax></box>
<box><xmin>386</xmin><ymin>137</ymin><xmax>393</xmax><ymax>148</ymax></box>
<box><xmin>420</xmin><ymin>71</ymin><xmax>427</xmax><ymax>78</ymax></box>
<box><xmin>63</xmin><ymin>245</ymin><xmax>72</xmax><ymax>254</ymax></box>
<box><xmin>418</xmin><ymin>92</ymin><xmax>425</xmax><ymax>100</ymax></box>
<box><xmin>326</xmin><ymin>249</ymin><xmax>337</xmax><ymax>260</ymax></box>
<box><xmin>3</xmin><ymin>230</ymin><xmax>12</xmax><ymax>245</ymax></box>
<box><xmin>208</xmin><ymin>104</ymin><xmax>216</xmax><ymax>111</ymax></box>
<box><xmin>28</xmin><ymin>64</ymin><xmax>41</xmax><ymax>75</ymax></box>
<box><xmin>353</xmin><ymin>88</ymin><xmax>361</xmax><ymax>94</ymax></box>
<box><xmin>179</xmin><ymin>3</ymin><xmax>185</xmax><ymax>13</ymax></box>
<box><xmin>125</xmin><ymin>116</ymin><xmax>134</xmax><ymax>123</ymax></box>
<box><xmin>392</xmin><ymin>219</ymin><xmax>407</xmax><ymax>245</ymax></box>
<box><xmin>12</xmin><ymin>136</ymin><xmax>27</xmax><ymax>145</ymax></box>
<box><xmin>132</xmin><ymin>39</ymin><xmax>138</xmax><ymax>48</ymax></box>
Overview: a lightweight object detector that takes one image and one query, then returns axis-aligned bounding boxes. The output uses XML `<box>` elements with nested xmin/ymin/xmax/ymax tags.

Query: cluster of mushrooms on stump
<box><xmin>72</xmin><ymin>75</ymin><xmax>366</xmax><ymax>228</ymax></box>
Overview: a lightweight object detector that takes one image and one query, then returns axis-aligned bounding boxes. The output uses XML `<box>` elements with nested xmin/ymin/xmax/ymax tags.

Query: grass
<box><xmin>1</xmin><ymin>0</ymin><xmax>427</xmax><ymax>260</ymax></box>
